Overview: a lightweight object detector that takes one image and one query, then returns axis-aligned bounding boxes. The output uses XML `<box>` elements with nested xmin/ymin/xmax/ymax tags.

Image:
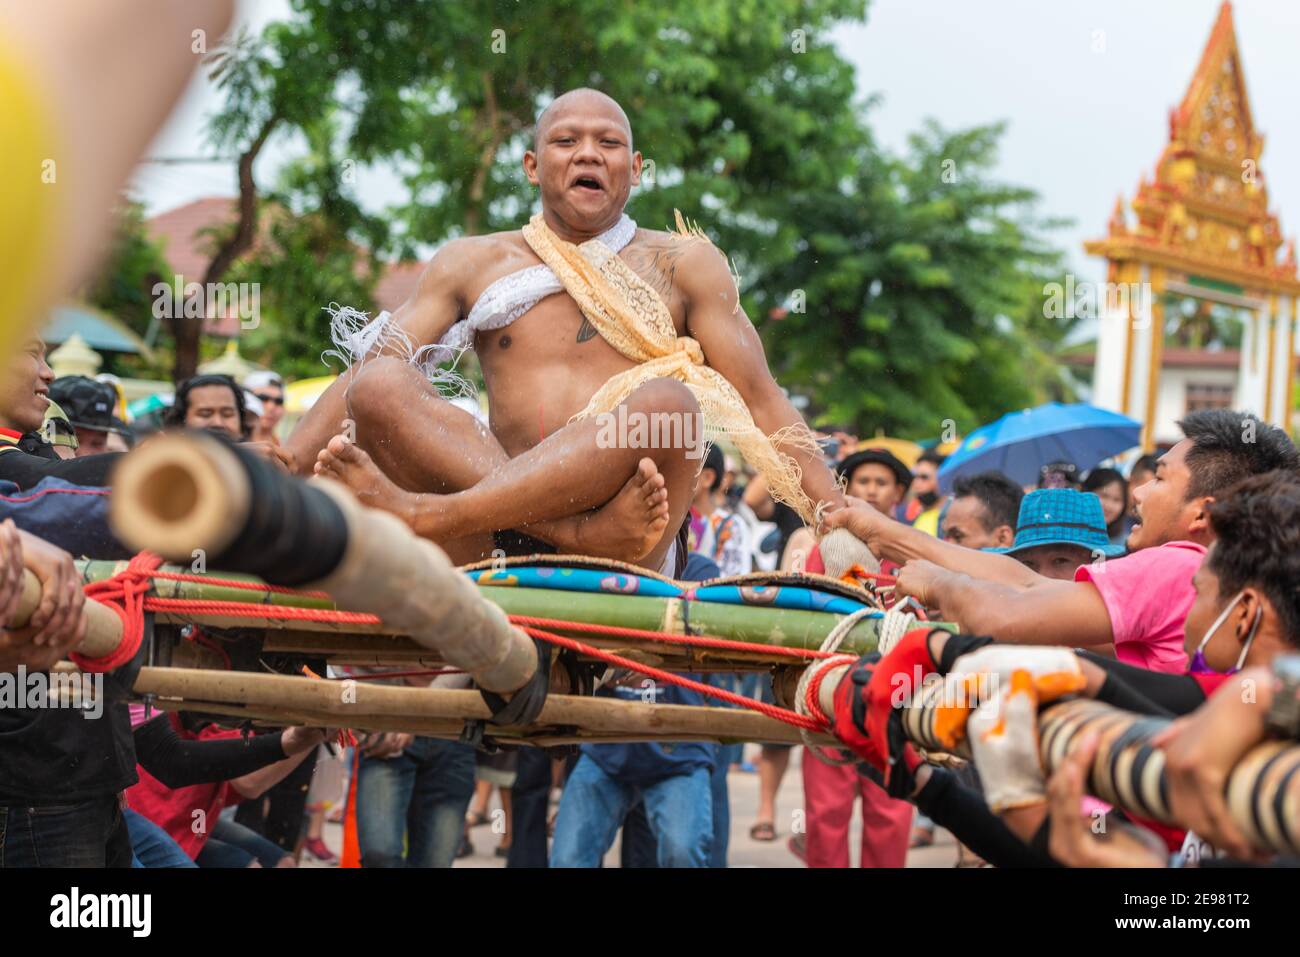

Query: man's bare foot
<box><xmin>569</xmin><ymin>457</ymin><xmax>670</xmax><ymax>561</ymax></box>
<box><xmin>315</xmin><ymin>434</ymin><xmax>435</xmax><ymax>532</ymax></box>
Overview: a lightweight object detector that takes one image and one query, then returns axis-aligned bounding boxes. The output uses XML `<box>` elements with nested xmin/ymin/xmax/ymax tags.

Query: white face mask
<box><xmin>1188</xmin><ymin>591</ymin><xmax>1261</xmax><ymax>675</ymax></box>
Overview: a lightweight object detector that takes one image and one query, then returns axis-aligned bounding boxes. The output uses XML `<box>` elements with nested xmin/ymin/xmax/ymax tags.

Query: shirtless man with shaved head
<box><xmin>289</xmin><ymin>88</ymin><xmax>842</xmax><ymax>573</ymax></box>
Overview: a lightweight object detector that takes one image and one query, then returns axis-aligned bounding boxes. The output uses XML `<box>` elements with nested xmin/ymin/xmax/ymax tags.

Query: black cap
<box><xmin>837</xmin><ymin>447</ymin><xmax>913</xmax><ymax>488</ymax></box>
<box><xmin>702</xmin><ymin>443</ymin><xmax>725</xmax><ymax>478</ymax></box>
<box><xmin>48</xmin><ymin>376</ymin><xmax>118</xmax><ymax>432</ymax></box>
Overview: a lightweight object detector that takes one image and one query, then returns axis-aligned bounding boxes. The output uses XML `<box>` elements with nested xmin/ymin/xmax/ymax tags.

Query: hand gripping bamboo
<box><xmin>812</xmin><ymin>659</ymin><xmax>1300</xmax><ymax>857</ymax></box>
<box><xmin>0</xmin><ymin>569</ymin><xmax>122</xmax><ymax>660</ymax></box>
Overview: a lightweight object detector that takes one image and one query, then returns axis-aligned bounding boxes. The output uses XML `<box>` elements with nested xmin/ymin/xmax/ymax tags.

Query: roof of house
<box><xmin>1063</xmin><ymin>348</ymin><xmax>1250</xmax><ymax>370</ymax></box>
<box><xmin>146</xmin><ymin>196</ymin><xmax>427</xmax><ymax>325</ymax></box>
<box><xmin>146</xmin><ymin>197</ymin><xmax>240</xmax><ymax>282</ymax></box>
<box><xmin>44</xmin><ymin>303</ymin><xmax>154</xmax><ymax>358</ymax></box>
<box><xmin>145</xmin><ymin>198</ymin><xmax>245</xmax><ymax>338</ymax></box>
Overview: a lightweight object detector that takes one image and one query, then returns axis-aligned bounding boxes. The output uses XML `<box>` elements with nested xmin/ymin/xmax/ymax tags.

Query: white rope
<box><xmin>875</xmin><ymin>607</ymin><xmax>918</xmax><ymax>656</ymax></box>
<box><xmin>793</xmin><ymin>606</ymin><xmax>877</xmax><ymax>767</ymax></box>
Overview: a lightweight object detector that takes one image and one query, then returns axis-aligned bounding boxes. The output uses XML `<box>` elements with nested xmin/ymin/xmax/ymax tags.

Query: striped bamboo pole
<box><xmin>894</xmin><ymin>690</ymin><xmax>1300</xmax><ymax>857</ymax></box>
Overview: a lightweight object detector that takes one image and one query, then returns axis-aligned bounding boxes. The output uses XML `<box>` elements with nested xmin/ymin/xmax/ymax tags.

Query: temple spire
<box><xmin>1087</xmin><ymin>0</ymin><xmax>1291</xmax><ymax>281</ymax></box>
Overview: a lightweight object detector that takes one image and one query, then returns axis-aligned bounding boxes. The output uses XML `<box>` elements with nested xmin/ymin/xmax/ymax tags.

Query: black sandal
<box><xmin>750</xmin><ymin>821</ymin><xmax>777</xmax><ymax>841</ymax></box>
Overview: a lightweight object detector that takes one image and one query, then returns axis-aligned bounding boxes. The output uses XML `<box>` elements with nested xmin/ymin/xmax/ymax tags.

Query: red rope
<box><xmin>71</xmin><ymin>554</ymin><xmax>380</xmax><ymax>672</ymax></box>
<box><xmin>71</xmin><ymin>552</ymin><xmax>161</xmax><ymax>672</ymax></box>
<box><xmin>73</xmin><ymin>555</ymin><xmax>860</xmax><ymax>738</ymax></box>
<box><xmin>505</xmin><ymin>615</ymin><xmax>839</xmax><ymax>661</ymax></box>
<box><xmin>143</xmin><ymin>597</ymin><xmax>382</xmax><ymax>625</ymax></box>
<box><xmin>806</xmin><ymin>656</ymin><xmax>853</xmax><ymax>729</ymax></box>
<box><xmin>185</xmin><ymin>625</ymin><xmax>232</xmax><ymax>670</ymax></box>
<box><xmin>147</xmin><ymin>569</ymin><xmax>330</xmax><ymax>599</ymax></box>
<box><xmin>518</xmin><ymin>623</ymin><xmax>821</xmax><ymax>731</ymax></box>
<box><xmin>338</xmin><ymin>669</ymin><xmax>466</xmax><ymax>681</ymax></box>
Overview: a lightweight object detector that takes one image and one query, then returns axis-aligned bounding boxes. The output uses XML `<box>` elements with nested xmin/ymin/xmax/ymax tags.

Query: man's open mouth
<box><xmin>572</xmin><ymin>176</ymin><xmax>604</xmax><ymax>192</ymax></box>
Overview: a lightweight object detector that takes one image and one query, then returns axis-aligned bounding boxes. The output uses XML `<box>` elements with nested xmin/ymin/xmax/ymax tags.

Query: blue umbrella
<box><xmin>937</xmin><ymin>402</ymin><xmax>1140</xmax><ymax>492</ymax></box>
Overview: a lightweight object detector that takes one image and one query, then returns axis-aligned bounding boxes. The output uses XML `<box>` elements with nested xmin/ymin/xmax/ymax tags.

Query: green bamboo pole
<box><xmin>76</xmin><ymin>559</ymin><xmax>385</xmax><ymax>634</ymax></box>
<box><xmin>77</xmin><ymin>560</ymin><xmax>337</xmax><ymax>609</ymax></box>
<box><xmin>478</xmin><ymin>586</ymin><xmax>884</xmax><ymax>656</ymax></box>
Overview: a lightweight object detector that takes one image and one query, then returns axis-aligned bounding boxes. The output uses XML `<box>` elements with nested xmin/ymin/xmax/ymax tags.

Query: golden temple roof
<box><xmin>1085</xmin><ymin>1</ymin><xmax>1299</xmax><ymax>293</ymax></box>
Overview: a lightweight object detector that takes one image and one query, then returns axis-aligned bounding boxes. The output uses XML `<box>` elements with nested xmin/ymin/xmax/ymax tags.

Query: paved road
<box><xmin>309</xmin><ymin>744</ymin><xmax>961</xmax><ymax>868</ymax></box>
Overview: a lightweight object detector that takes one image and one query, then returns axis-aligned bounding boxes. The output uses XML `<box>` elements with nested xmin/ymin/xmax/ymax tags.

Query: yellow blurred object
<box><xmin>48</xmin><ymin>332</ymin><xmax>102</xmax><ymax>378</ymax></box>
<box><xmin>285</xmin><ymin>375</ymin><xmax>338</xmax><ymax>416</ymax></box>
<box><xmin>936</xmin><ymin>437</ymin><xmax>963</xmax><ymax>457</ymax></box>
<box><xmin>0</xmin><ymin>36</ymin><xmax>60</xmax><ymax>345</ymax></box>
<box><xmin>199</xmin><ymin>340</ymin><xmax>265</xmax><ymax>381</ymax></box>
<box><xmin>852</xmin><ymin>435</ymin><xmax>923</xmax><ymax>468</ymax></box>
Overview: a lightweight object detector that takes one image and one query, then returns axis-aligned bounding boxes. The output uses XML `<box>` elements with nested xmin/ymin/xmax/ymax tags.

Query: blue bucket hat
<box><xmin>989</xmin><ymin>488</ymin><xmax>1126</xmax><ymax>558</ymax></box>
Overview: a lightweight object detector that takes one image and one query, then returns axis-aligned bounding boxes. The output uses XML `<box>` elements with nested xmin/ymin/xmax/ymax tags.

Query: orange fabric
<box><xmin>341</xmin><ymin>749</ymin><xmax>361</xmax><ymax>869</ymax></box>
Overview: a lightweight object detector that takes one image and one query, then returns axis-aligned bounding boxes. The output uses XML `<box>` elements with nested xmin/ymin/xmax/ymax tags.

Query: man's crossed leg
<box><xmin>314</xmin><ymin>357</ymin><xmax>702</xmax><ymax>570</ymax></box>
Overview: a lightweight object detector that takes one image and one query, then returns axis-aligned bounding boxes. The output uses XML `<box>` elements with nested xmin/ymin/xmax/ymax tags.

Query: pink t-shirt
<box><xmin>1073</xmin><ymin>541</ymin><xmax>1204</xmax><ymax>674</ymax></box>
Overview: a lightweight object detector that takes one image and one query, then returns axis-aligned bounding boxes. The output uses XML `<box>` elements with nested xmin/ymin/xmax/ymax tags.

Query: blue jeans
<box><xmin>125</xmin><ymin>807</ymin><xmax>196</xmax><ymax>868</ymax></box>
<box><xmin>709</xmin><ymin>755</ymin><xmax>729</xmax><ymax>868</ymax></box>
<box><xmin>703</xmin><ymin>673</ymin><xmax>744</xmax><ymax>768</ymax></box>
<box><xmin>0</xmin><ymin>796</ymin><xmax>132</xmax><ymax>868</ymax></box>
<box><xmin>355</xmin><ymin>736</ymin><xmax>475</xmax><ymax>868</ymax></box>
<box><xmin>551</xmin><ymin>756</ymin><xmax>713</xmax><ymax>868</ymax></box>
<box><xmin>619</xmin><ymin>801</ymin><xmax>657</xmax><ymax>868</ymax></box>
<box><xmin>196</xmin><ymin>817</ymin><xmax>289</xmax><ymax>868</ymax></box>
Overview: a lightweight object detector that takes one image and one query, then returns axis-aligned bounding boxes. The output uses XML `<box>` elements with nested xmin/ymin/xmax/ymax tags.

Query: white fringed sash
<box><xmin>325</xmin><ymin>215</ymin><xmax>637</xmax><ymax>398</ymax></box>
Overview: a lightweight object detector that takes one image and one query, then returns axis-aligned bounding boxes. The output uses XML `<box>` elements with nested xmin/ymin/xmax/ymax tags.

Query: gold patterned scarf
<box><xmin>522</xmin><ymin>211</ymin><xmax>818</xmax><ymax>524</ymax></box>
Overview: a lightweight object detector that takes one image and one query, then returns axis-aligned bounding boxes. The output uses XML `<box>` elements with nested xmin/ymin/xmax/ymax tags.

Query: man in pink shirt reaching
<box><xmin>825</xmin><ymin>410</ymin><xmax>1299</xmax><ymax>674</ymax></box>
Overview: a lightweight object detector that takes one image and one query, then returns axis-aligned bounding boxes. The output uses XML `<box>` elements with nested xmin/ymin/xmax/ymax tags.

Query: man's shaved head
<box><xmin>524</xmin><ymin>87</ymin><xmax>641</xmax><ymax>240</ymax></box>
<box><xmin>534</xmin><ymin>88</ymin><xmax>633</xmax><ymax>152</ymax></box>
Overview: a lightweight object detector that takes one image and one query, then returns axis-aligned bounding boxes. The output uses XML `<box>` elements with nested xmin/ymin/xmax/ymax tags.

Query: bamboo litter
<box><xmin>74</xmin><ymin>557</ymin><xmax>887</xmax><ymax>672</ymax></box>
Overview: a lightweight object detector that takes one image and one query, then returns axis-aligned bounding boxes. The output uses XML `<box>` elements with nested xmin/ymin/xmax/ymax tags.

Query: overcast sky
<box><xmin>132</xmin><ymin>0</ymin><xmax>1300</xmax><ymax>285</ymax></box>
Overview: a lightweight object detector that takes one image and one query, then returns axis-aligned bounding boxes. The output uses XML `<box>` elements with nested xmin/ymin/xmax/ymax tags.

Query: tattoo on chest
<box><xmin>575</xmin><ymin>317</ymin><xmax>597</xmax><ymax>343</ymax></box>
<box><xmin>624</xmin><ymin>240</ymin><xmax>686</xmax><ymax>302</ymax></box>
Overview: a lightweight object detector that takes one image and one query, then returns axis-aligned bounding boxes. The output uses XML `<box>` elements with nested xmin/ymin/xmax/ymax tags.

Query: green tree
<box><xmin>296</xmin><ymin>0</ymin><xmax>868</xmax><ymax>250</ymax></box>
<box><xmin>204</xmin><ymin>0</ymin><xmax>1073</xmax><ymax>434</ymax></box>
<box><xmin>174</xmin><ymin>21</ymin><xmax>345</xmax><ymax>382</ymax></box>
<box><xmin>228</xmin><ymin>207</ymin><xmax>380</xmax><ymax>381</ymax></box>
<box><xmin>80</xmin><ymin>200</ymin><xmax>172</xmax><ymax>379</ymax></box>
<box><xmin>758</xmin><ymin>120</ymin><xmax>1068</xmax><ymax>436</ymax></box>
<box><xmin>85</xmin><ymin>200</ymin><xmax>171</xmax><ymax>341</ymax></box>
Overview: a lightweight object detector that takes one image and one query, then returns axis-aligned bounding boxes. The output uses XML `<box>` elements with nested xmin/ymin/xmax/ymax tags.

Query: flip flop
<box><xmin>749</xmin><ymin>821</ymin><xmax>777</xmax><ymax>841</ymax></box>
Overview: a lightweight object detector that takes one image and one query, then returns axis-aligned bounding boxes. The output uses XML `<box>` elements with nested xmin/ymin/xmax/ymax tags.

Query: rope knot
<box><xmin>71</xmin><ymin>552</ymin><xmax>162</xmax><ymax>672</ymax></box>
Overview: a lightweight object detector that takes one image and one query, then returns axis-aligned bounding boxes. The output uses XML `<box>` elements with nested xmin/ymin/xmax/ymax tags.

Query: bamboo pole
<box><xmin>129</xmin><ymin>666</ymin><xmax>826</xmax><ymax>746</ymax></box>
<box><xmin>109</xmin><ymin>433</ymin><xmax>538</xmax><ymax>693</ymax></box>
<box><xmin>479</xmin><ymin>586</ymin><xmax>883</xmax><ymax>657</ymax></box>
<box><xmin>78</xmin><ymin>560</ymin><xmax>338</xmax><ymax>611</ymax></box>
<box><xmin>0</xmin><ymin>569</ymin><xmax>122</xmax><ymax>660</ymax></box>
<box><xmin>257</xmin><ymin>629</ymin><xmax>781</xmax><ymax>672</ymax></box>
